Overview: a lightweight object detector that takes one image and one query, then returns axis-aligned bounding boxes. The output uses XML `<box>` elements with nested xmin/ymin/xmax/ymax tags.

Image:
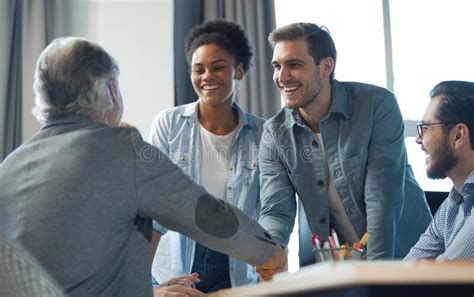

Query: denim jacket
<box><xmin>149</xmin><ymin>101</ymin><xmax>263</xmax><ymax>287</ymax></box>
<box><xmin>258</xmin><ymin>80</ymin><xmax>432</xmax><ymax>259</ymax></box>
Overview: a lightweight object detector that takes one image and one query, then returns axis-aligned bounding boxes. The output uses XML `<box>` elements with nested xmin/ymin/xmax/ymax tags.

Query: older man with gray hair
<box><xmin>0</xmin><ymin>37</ymin><xmax>285</xmax><ymax>297</ymax></box>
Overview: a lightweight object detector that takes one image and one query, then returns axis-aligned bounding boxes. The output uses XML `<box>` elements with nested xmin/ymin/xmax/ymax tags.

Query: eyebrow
<box><xmin>272</xmin><ymin>58</ymin><xmax>305</xmax><ymax>65</ymax></box>
<box><xmin>193</xmin><ymin>59</ymin><xmax>229</xmax><ymax>66</ymax></box>
<box><xmin>212</xmin><ymin>59</ymin><xmax>228</xmax><ymax>64</ymax></box>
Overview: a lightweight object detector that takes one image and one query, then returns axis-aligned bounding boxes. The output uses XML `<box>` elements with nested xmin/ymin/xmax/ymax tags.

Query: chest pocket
<box><xmin>169</xmin><ymin>151</ymin><xmax>191</xmax><ymax>175</ymax></box>
<box><xmin>237</xmin><ymin>159</ymin><xmax>259</xmax><ymax>188</ymax></box>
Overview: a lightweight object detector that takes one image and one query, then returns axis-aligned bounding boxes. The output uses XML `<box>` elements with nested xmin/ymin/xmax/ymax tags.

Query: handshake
<box><xmin>152</xmin><ymin>245</ymin><xmax>286</xmax><ymax>296</ymax></box>
<box><xmin>256</xmin><ymin>244</ymin><xmax>287</xmax><ymax>281</ymax></box>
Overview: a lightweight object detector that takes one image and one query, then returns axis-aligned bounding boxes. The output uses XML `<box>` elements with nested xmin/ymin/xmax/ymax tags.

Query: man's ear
<box><xmin>320</xmin><ymin>57</ymin><xmax>334</xmax><ymax>80</ymax></box>
<box><xmin>107</xmin><ymin>79</ymin><xmax>117</xmax><ymax>103</ymax></box>
<box><xmin>234</xmin><ymin>64</ymin><xmax>244</xmax><ymax>81</ymax></box>
<box><xmin>453</xmin><ymin>123</ymin><xmax>470</xmax><ymax>149</ymax></box>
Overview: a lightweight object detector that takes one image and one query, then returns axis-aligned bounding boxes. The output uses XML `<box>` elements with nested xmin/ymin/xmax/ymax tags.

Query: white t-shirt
<box><xmin>199</xmin><ymin>124</ymin><xmax>238</xmax><ymax>201</ymax></box>
<box><xmin>315</xmin><ymin>133</ymin><xmax>359</xmax><ymax>244</ymax></box>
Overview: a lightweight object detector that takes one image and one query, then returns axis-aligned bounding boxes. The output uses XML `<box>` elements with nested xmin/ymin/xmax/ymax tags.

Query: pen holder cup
<box><xmin>312</xmin><ymin>247</ymin><xmax>367</xmax><ymax>263</ymax></box>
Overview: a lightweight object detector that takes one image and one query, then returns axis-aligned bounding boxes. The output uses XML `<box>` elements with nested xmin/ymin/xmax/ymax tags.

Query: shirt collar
<box><xmin>180</xmin><ymin>100</ymin><xmax>254</xmax><ymax>131</ymax></box>
<box><xmin>460</xmin><ymin>170</ymin><xmax>474</xmax><ymax>197</ymax></box>
<box><xmin>328</xmin><ymin>80</ymin><xmax>350</xmax><ymax>120</ymax></box>
<box><xmin>42</xmin><ymin>114</ymin><xmax>95</xmax><ymax>129</ymax></box>
<box><xmin>285</xmin><ymin>79</ymin><xmax>350</xmax><ymax>129</ymax></box>
<box><xmin>450</xmin><ymin>170</ymin><xmax>474</xmax><ymax>205</ymax></box>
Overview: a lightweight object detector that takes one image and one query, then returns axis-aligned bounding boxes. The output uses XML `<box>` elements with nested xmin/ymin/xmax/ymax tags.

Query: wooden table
<box><xmin>209</xmin><ymin>261</ymin><xmax>474</xmax><ymax>297</ymax></box>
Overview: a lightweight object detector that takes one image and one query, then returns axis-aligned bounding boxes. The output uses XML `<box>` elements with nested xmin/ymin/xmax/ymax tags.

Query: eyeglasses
<box><xmin>416</xmin><ymin>121</ymin><xmax>459</xmax><ymax>139</ymax></box>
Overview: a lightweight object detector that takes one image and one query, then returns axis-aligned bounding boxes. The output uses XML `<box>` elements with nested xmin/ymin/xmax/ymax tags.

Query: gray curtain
<box><xmin>0</xmin><ymin>0</ymin><xmax>74</xmax><ymax>161</ymax></box>
<box><xmin>0</xmin><ymin>0</ymin><xmax>22</xmax><ymax>162</ymax></box>
<box><xmin>174</xmin><ymin>0</ymin><xmax>280</xmax><ymax>119</ymax></box>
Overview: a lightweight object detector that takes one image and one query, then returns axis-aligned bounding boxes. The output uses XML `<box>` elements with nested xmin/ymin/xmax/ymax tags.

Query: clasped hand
<box><xmin>256</xmin><ymin>245</ymin><xmax>287</xmax><ymax>281</ymax></box>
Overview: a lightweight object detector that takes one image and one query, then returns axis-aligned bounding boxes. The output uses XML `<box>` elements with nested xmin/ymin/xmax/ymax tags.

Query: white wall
<box><xmin>21</xmin><ymin>0</ymin><xmax>174</xmax><ymax>140</ymax></box>
<box><xmin>99</xmin><ymin>0</ymin><xmax>174</xmax><ymax>138</ymax></box>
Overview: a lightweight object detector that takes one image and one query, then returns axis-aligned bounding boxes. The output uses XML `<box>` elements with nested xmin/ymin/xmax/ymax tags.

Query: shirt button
<box><xmin>334</xmin><ymin>170</ymin><xmax>340</xmax><ymax>177</ymax></box>
<box><xmin>227</xmin><ymin>186</ymin><xmax>232</xmax><ymax>190</ymax></box>
<box><xmin>320</xmin><ymin>217</ymin><xmax>327</xmax><ymax>224</ymax></box>
<box><xmin>317</xmin><ymin>180</ymin><xmax>325</xmax><ymax>187</ymax></box>
<box><xmin>229</xmin><ymin>167</ymin><xmax>233</xmax><ymax>171</ymax></box>
<box><xmin>312</xmin><ymin>140</ymin><xmax>319</xmax><ymax>148</ymax></box>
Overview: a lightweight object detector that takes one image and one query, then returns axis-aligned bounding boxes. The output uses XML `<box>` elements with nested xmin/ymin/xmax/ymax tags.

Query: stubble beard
<box><xmin>427</xmin><ymin>140</ymin><xmax>458</xmax><ymax>179</ymax></box>
<box><xmin>284</xmin><ymin>80</ymin><xmax>321</xmax><ymax>110</ymax></box>
<box><xmin>283</xmin><ymin>66</ymin><xmax>323</xmax><ymax>110</ymax></box>
<box><xmin>285</xmin><ymin>92</ymin><xmax>319</xmax><ymax>109</ymax></box>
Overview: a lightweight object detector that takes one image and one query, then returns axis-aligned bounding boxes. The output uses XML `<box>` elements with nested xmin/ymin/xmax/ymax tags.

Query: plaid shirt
<box><xmin>405</xmin><ymin>171</ymin><xmax>474</xmax><ymax>260</ymax></box>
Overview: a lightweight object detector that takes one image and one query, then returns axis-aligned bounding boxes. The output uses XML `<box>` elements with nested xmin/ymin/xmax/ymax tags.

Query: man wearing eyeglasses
<box><xmin>405</xmin><ymin>81</ymin><xmax>474</xmax><ymax>260</ymax></box>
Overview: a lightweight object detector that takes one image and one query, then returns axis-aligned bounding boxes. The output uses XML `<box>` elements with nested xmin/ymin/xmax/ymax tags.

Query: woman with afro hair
<box><xmin>149</xmin><ymin>20</ymin><xmax>265</xmax><ymax>293</ymax></box>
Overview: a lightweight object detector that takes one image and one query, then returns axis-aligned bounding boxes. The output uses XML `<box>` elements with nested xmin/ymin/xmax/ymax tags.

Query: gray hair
<box><xmin>33</xmin><ymin>37</ymin><xmax>120</xmax><ymax>124</ymax></box>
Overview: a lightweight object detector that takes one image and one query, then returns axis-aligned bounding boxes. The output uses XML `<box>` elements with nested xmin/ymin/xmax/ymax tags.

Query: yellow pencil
<box><xmin>359</xmin><ymin>233</ymin><xmax>369</xmax><ymax>246</ymax></box>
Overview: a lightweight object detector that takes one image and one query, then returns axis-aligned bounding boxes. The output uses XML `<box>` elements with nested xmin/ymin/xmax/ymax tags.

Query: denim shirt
<box><xmin>149</xmin><ymin>101</ymin><xmax>263</xmax><ymax>287</ymax></box>
<box><xmin>405</xmin><ymin>171</ymin><xmax>474</xmax><ymax>260</ymax></box>
<box><xmin>259</xmin><ymin>80</ymin><xmax>432</xmax><ymax>259</ymax></box>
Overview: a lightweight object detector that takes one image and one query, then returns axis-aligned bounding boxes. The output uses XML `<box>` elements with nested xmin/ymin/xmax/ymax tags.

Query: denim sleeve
<box><xmin>148</xmin><ymin>111</ymin><xmax>172</xmax><ymax>235</ymax></box>
<box><xmin>258</xmin><ymin>127</ymin><xmax>296</xmax><ymax>246</ymax></box>
<box><xmin>364</xmin><ymin>92</ymin><xmax>406</xmax><ymax>259</ymax></box>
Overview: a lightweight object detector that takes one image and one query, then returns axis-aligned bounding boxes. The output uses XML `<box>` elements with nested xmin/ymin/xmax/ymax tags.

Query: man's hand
<box><xmin>256</xmin><ymin>245</ymin><xmax>286</xmax><ymax>281</ymax></box>
<box><xmin>154</xmin><ymin>273</ymin><xmax>204</xmax><ymax>296</ymax></box>
<box><xmin>159</xmin><ymin>273</ymin><xmax>200</xmax><ymax>288</ymax></box>
<box><xmin>153</xmin><ymin>285</ymin><xmax>205</xmax><ymax>297</ymax></box>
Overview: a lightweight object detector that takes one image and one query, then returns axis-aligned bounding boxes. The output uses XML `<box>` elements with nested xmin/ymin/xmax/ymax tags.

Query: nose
<box><xmin>202</xmin><ymin>69</ymin><xmax>215</xmax><ymax>81</ymax></box>
<box><xmin>415</xmin><ymin>134</ymin><xmax>422</xmax><ymax>144</ymax></box>
<box><xmin>275</xmin><ymin>66</ymin><xmax>290</xmax><ymax>84</ymax></box>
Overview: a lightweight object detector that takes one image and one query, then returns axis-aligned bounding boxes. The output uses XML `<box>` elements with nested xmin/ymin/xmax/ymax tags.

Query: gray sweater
<box><xmin>0</xmin><ymin>115</ymin><xmax>276</xmax><ymax>297</ymax></box>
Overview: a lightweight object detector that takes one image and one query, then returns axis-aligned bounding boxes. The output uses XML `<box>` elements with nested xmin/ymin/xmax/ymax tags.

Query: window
<box><xmin>275</xmin><ymin>0</ymin><xmax>474</xmax><ymax>272</ymax></box>
<box><xmin>391</xmin><ymin>0</ymin><xmax>474</xmax><ymax>191</ymax></box>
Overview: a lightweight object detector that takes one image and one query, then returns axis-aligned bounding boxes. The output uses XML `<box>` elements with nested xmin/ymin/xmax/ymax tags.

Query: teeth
<box><xmin>202</xmin><ymin>84</ymin><xmax>219</xmax><ymax>90</ymax></box>
<box><xmin>282</xmin><ymin>85</ymin><xmax>299</xmax><ymax>92</ymax></box>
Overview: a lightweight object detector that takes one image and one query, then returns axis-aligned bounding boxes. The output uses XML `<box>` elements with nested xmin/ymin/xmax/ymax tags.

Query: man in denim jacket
<box><xmin>258</xmin><ymin>23</ymin><xmax>431</xmax><ymax>273</ymax></box>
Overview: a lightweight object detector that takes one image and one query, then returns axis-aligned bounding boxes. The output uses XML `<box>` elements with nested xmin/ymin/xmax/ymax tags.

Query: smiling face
<box><xmin>271</xmin><ymin>38</ymin><xmax>326</xmax><ymax>109</ymax></box>
<box><xmin>417</xmin><ymin>96</ymin><xmax>458</xmax><ymax>179</ymax></box>
<box><xmin>190</xmin><ymin>44</ymin><xmax>243</xmax><ymax>108</ymax></box>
